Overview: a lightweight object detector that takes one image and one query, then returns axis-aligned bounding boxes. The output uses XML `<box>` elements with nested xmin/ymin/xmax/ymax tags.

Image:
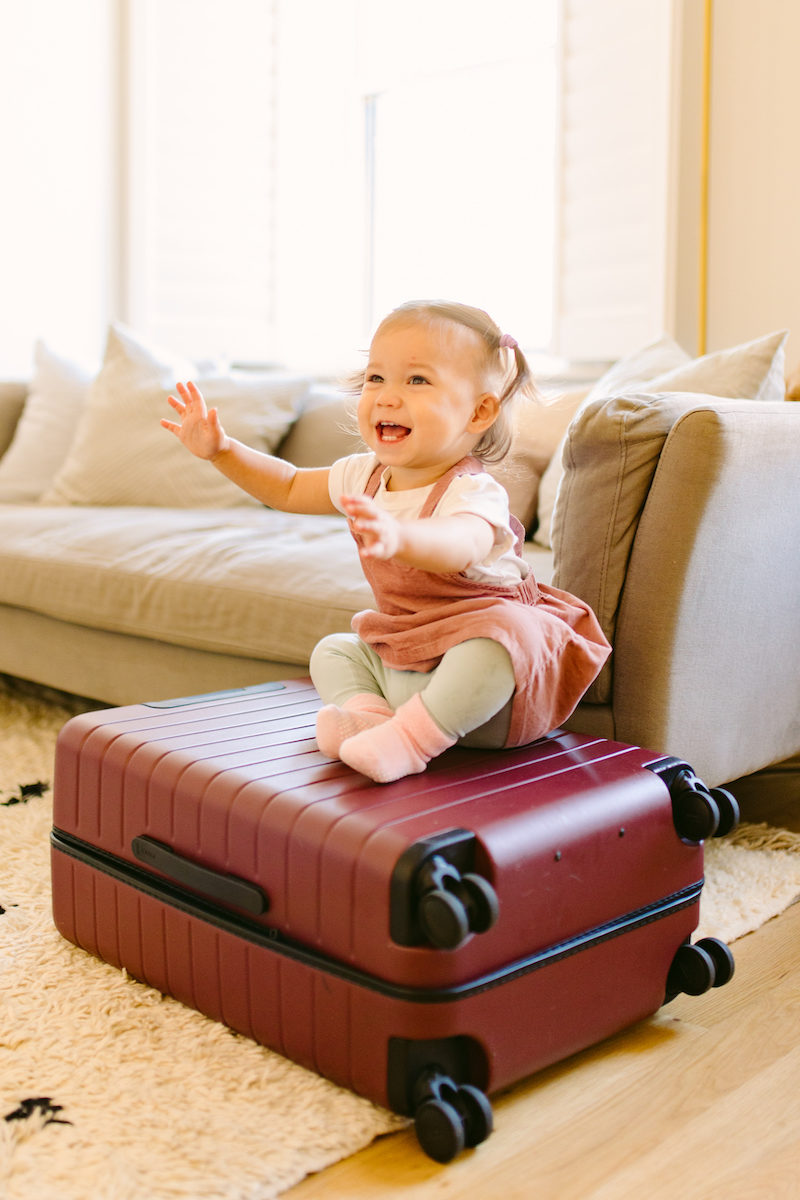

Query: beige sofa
<box><xmin>0</xmin><ymin>324</ymin><xmax>798</xmax><ymax>796</ymax></box>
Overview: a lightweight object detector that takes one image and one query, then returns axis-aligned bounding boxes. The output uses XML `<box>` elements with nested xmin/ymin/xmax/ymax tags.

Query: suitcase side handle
<box><xmin>131</xmin><ymin>836</ymin><xmax>269</xmax><ymax>916</ymax></box>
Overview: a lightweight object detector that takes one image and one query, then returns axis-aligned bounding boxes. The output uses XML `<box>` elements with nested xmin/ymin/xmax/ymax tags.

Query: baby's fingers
<box><xmin>176</xmin><ymin>380</ymin><xmax>207</xmax><ymax>413</ymax></box>
<box><xmin>341</xmin><ymin>493</ymin><xmax>376</xmax><ymax>517</ymax></box>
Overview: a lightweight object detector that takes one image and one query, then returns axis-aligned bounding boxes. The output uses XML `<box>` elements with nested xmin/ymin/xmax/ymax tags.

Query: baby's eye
<box><xmin>365</xmin><ymin>373</ymin><xmax>384</xmax><ymax>384</ymax></box>
<box><xmin>408</xmin><ymin>375</ymin><xmax>429</xmax><ymax>385</ymax></box>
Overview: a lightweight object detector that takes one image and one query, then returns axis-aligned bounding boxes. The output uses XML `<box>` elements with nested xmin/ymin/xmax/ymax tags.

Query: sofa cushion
<box><xmin>535</xmin><ymin>329</ymin><xmax>788</xmax><ymax>548</ymax></box>
<box><xmin>0</xmin><ymin>500</ymin><xmax>556</xmax><ymax>672</ymax></box>
<box><xmin>41</xmin><ymin>324</ymin><xmax>310</xmax><ymax>507</ymax></box>
<box><xmin>0</xmin><ymin>505</ymin><xmax>375</xmax><ymax>664</ymax></box>
<box><xmin>0</xmin><ymin>342</ymin><xmax>94</xmax><ymax>503</ymax></box>
<box><xmin>552</xmin><ymin>388</ymin><xmax>788</xmax><ymax>704</ymax></box>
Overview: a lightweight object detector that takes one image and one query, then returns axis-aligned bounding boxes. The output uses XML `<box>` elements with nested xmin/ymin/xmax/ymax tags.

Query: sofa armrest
<box><xmin>610</xmin><ymin>401</ymin><xmax>800</xmax><ymax>786</ymax></box>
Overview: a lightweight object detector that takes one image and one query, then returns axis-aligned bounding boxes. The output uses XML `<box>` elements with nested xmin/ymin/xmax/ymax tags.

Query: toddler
<box><xmin>162</xmin><ymin>300</ymin><xmax>610</xmax><ymax>783</ymax></box>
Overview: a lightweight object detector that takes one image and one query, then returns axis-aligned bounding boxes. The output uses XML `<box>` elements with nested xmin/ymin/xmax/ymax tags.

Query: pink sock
<box><xmin>315</xmin><ymin>693</ymin><xmax>393</xmax><ymax>759</ymax></box>
<box><xmin>339</xmin><ymin>692</ymin><xmax>456</xmax><ymax>783</ymax></box>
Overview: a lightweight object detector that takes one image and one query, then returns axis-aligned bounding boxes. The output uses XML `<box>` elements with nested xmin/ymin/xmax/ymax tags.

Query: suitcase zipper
<box><xmin>50</xmin><ymin>826</ymin><xmax>703</xmax><ymax>1004</ymax></box>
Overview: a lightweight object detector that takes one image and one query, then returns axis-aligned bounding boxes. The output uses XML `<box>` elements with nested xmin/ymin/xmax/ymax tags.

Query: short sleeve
<box><xmin>328</xmin><ymin>453</ymin><xmax>378</xmax><ymax>513</ymax></box>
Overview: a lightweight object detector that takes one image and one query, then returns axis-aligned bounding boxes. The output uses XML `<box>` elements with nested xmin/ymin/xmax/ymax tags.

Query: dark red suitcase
<box><xmin>50</xmin><ymin>678</ymin><xmax>737</xmax><ymax>1162</ymax></box>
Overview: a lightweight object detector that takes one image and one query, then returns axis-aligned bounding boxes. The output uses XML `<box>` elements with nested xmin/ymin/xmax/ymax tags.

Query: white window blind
<box><xmin>126</xmin><ymin>0</ymin><xmax>279</xmax><ymax>362</ymax></box>
<box><xmin>125</xmin><ymin>0</ymin><xmax>560</xmax><ymax>369</ymax></box>
<box><xmin>552</xmin><ymin>0</ymin><xmax>680</xmax><ymax>361</ymax></box>
<box><xmin>0</xmin><ymin>1</ymin><xmax>691</xmax><ymax>375</ymax></box>
<box><xmin>0</xmin><ymin>0</ymin><xmax>113</xmax><ymax>373</ymax></box>
<box><xmin>359</xmin><ymin>0</ymin><xmax>558</xmax><ymax>349</ymax></box>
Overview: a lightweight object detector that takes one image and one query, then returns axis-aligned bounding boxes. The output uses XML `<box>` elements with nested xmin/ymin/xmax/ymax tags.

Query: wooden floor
<box><xmin>291</xmin><ymin>788</ymin><xmax>800</xmax><ymax>1199</ymax></box>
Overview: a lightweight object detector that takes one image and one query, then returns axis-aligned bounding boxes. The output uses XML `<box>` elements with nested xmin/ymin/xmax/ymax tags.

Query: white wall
<box><xmin>705</xmin><ymin>0</ymin><xmax>800</xmax><ymax>372</ymax></box>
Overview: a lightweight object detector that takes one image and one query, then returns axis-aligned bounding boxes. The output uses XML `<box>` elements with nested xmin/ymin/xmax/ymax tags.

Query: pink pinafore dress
<box><xmin>349</xmin><ymin>457</ymin><xmax>611</xmax><ymax>748</ymax></box>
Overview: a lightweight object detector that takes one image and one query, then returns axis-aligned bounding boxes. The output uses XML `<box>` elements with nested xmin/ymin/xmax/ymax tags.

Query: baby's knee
<box><xmin>310</xmin><ymin>632</ymin><xmax>355</xmax><ymax>670</ymax></box>
<box><xmin>310</xmin><ymin>633</ymin><xmax>385</xmax><ymax>705</ymax></box>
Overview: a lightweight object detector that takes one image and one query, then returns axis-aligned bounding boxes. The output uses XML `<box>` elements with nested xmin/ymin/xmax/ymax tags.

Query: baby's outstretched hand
<box><xmin>161</xmin><ymin>381</ymin><xmax>228</xmax><ymax>460</ymax></box>
<box><xmin>341</xmin><ymin>494</ymin><xmax>401</xmax><ymax>560</ymax></box>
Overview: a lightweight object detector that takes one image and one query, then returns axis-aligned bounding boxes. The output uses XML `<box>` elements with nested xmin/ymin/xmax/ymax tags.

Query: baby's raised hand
<box><xmin>341</xmin><ymin>493</ymin><xmax>401</xmax><ymax>560</ymax></box>
<box><xmin>161</xmin><ymin>381</ymin><xmax>228</xmax><ymax>460</ymax></box>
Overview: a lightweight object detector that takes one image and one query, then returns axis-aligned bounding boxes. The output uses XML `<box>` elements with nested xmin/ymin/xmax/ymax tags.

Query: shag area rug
<box><xmin>2</xmin><ymin>683</ymin><xmax>800</xmax><ymax>1199</ymax></box>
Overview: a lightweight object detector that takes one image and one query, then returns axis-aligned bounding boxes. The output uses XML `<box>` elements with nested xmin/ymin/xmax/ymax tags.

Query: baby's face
<box><xmin>358</xmin><ymin>319</ymin><xmax>494</xmax><ymax>490</ymax></box>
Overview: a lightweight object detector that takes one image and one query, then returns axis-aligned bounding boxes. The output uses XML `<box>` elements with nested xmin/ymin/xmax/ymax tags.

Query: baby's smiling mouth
<box><xmin>377</xmin><ymin>421</ymin><xmax>411</xmax><ymax>442</ymax></box>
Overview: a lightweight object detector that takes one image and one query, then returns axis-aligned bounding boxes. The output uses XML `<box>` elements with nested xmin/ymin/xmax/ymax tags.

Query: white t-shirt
<box><xmin>328</xmin><ymin>453</ymin><xmax>528</xmax><ymax>587</ymax></box>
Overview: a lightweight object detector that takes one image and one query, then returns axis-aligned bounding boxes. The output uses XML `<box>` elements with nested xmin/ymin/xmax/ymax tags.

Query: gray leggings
<box><xmin>309</xmin><ymin>633</ymin><xmax>515</xmax><ymax>748</ymax></box>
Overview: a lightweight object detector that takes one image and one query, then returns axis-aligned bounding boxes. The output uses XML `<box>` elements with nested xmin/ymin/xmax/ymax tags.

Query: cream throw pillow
<box><xmin>534</xmin><ymin>335</ymin><xmax>691</xmax><ymax>547</ymax></box>
<box><xmin>42</xmin><ymin>325</ymin><xmax>310</xmax><ymax>508</ymax></box>
<box><xmin>535</xmin><ymin>329</ymin><xmax>788</xmax><ymax>549</ymax></box>
<box><xmin>489</xmin><ymin>387</ymin><xmax>589</xmax><ymax>532</ymax></box>
<box><xmin>0</xmin><ymin>342</ymin><xmax>93</xmax><ymax>502</ymax></box>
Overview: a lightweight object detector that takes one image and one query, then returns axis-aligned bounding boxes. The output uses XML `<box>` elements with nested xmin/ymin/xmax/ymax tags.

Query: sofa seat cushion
<box><xmin>0</xmin><ymin>506</ymin><xmax>374</xmax><ymax>665</ymax></box>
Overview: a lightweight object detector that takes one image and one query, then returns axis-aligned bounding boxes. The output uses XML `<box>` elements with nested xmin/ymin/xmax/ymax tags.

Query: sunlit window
<box><xmin>126</xmin><ymin>0</ymin><xmax>557</xmax><ymax>370</ymax></box>
<box><xmin>362</xmin><ymin>0</ymin><xmax>557</xmax><ymax>353</ymax></box>
<box><xmin>0</xmin><ymin>0</ymin><xmax>683</xmax><ymax>376</ymax></box>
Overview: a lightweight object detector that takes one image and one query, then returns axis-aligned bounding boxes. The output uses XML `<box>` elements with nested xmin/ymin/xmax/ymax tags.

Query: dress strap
<box><xmin>360</xmin><ymin>457</ymin><xmax>526</xmax><ymax>552</ymax></box>
<box><xmin>419</xmin><ymin>456</ymin><xmax>483</xmax><ymax>517</ymax></box>
<box><xmin>364</xmin><ymin>459</ymin><xmax>385</xmax><ymax>499</ymax></box>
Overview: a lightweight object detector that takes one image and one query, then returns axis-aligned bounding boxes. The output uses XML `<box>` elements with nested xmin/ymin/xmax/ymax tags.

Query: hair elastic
<box><xmin>499</xmin><ymin>334</ymin><xmax>518</xmax><ymax>350</ymax></box>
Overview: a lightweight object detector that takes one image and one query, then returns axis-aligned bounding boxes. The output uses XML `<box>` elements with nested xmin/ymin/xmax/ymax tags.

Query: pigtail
<box><xmin>470</xmin><ymin>330</ymin><xmax>540</xmax><ymax>463</ymax></box>
<box><xmin>499</xmin><ymin>339</ymin><xmax>539</xmax><ymax>408</ymax></box>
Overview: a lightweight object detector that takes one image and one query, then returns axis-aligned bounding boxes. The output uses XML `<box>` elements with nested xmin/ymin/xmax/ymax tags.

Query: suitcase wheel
<box><xmin>413</xmin><ymin>1071</ymin><xmax>493</xmax><ymax>1162</ymax></box>
<box><xmin>417</xmin><ymin>859</ymin><xmax>500</xmax><ymax>950</ymax></box>
<box><xmin>670</xmin><ymin>769</ymin><xmax>740</xmax><ymax>842</ymax></box>
<box><xmin>696</xmin><ymin>936</ymin><xmax>736</xmax><ymax>987</ymax></box>
<box><xmin>665</xmin><ymin>937</ymin><xmax>735</xmax><ymax>1002</ymax></box>
<box><xmin>709</xmin><ymin>787</ymin><xmax>740</xmax><ymax>838</ymax></box>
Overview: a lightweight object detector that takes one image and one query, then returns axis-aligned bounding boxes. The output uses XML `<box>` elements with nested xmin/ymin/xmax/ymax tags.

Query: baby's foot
<box><xmin>339</xmin><ymin>693</ymin><xmax>456</xmax><ymax>783</ymax></box>
<box><xmin>315</xmin><ymin>693</ymin><xmax>393</xmax><ymax>758</ymax></box>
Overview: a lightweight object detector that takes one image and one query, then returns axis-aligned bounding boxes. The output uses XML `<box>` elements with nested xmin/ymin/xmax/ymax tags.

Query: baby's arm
<box><xmin>162</xmin><ymin>381</ymin><xmax>336</xmax><ymax>514</ymax></box>
<box><xmin>341</xmin><ymin>493</ymin><xmax>494</xmax><ymax>574</ymax></box>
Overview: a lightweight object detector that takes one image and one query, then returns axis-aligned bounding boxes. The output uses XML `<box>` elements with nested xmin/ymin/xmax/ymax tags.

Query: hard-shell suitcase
<box><xmin>50</xmin><ymin>678</ymin><xmax>737</xmax><ymax>1162</ymax></box>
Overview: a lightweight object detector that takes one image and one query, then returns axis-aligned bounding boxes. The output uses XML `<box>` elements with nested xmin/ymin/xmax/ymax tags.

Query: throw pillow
<box><xmin>787</xmin><ymin>361</ymin><xmax>800</xmax><ymax>401</ymax></box>
<box><xmin>276</xmin><ymin>385</ymin><xmax>364</xmax><ymax>467</ymax></box>
<box><xmin>0</xmin><ymin>381</ymin><xmax>29</xmax><ymax>461</ymax></box>
<box><xmin>642</xmin><ymin>328</ymin><xmax>788</xmax><ymax>402</ymax></box>
<box><xmin>41</xmin><ymin>324</ymin><xmax>310</xmax><ymax>507</ymax></box>
<box><xmin>534</xmin><ymin>328</ymin><xmax>788</xmax><ymax>549</ymax></box>
<box><xmin>0</xmin><ymin>342</ymin><xmax>94</xmax><ymax>503</ymax></box>
<box><xmin>534</xmin><ymin>334</ymin><xmax>691</xmax><ymax>547</ymax></box>
<box><xmin>489</xmin><ymin>386</ymin><xmax>589</xmax><ymax>531</ymax></box>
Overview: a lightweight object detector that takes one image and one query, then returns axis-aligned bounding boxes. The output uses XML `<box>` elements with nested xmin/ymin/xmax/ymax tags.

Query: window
<box><xmin>360</xmin><ymin>0</ymin><xmax>557</xmax><ymax>352</ymax></box>
<box><xmin>126</xmin><ymin>0</ymin><xmax>558</xmax><ymax>370</ymax></box>
<box><xmin>0</xmin><ymin>0</ymin><xmax>693</xmax><ymax>376</ymax></box>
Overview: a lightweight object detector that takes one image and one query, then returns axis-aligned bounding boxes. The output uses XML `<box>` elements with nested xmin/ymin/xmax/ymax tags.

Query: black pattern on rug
<box><xmin>2</xmin><ymin>786</ymin><xmax>72</xmax><ymax>1144</ymax></box>
<box><xmin>1</xmin><ymin>780</ymin><xmax>49</xmax><ymax>807</ymax></box>
<box><xmin>4</xmin><ymin>1098</ymin><xmax>72</xmax><ymax>1128</ymax></box>
<box><xmin>0</xmin><ymin>782</ymin><xmax>47</xmax><ymax>912</ymax></box>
